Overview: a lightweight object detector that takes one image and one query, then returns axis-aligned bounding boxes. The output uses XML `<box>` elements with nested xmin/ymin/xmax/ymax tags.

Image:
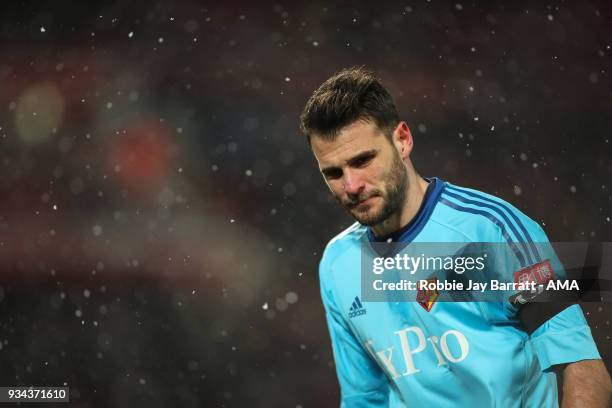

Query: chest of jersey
<box><xmin>330</xmin><ymin>238</ymin><xmax>529</xmax><ymax>399</ymax></box>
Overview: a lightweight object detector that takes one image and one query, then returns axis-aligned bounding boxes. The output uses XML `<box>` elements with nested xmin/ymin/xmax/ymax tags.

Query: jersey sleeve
<box><xmin>320</xmin><ymin>254</ymin><xmax>389</xmax><ymax>407</ymax></box>
<box><xmin>500</xmin><ymin>212</ymin><xmax>602</xmax><ymax>371</ymax></box>
<box><xmin>529</xmin><ymin>304</ymin><xmax>601</xmax><ymax>371</ymax></box>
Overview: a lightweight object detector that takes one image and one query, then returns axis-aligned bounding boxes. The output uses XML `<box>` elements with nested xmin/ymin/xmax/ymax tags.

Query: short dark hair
<box><xmin>300</xmin><ymin>67</ymin><xmax>400</xmax><ymax>143</ymax></box>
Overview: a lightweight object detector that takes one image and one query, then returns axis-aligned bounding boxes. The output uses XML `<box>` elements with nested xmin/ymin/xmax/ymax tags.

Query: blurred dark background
<box><xmin>0</xmin><ymin>0</ymin><xmax>610</xmax><ymax>406</ymax></box>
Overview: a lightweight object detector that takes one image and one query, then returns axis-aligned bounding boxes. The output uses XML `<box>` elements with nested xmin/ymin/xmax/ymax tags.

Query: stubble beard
<box><xmin>343</xmin><ymin>152</ymin><xmax>408</xmax><ymax>227</ymax></box>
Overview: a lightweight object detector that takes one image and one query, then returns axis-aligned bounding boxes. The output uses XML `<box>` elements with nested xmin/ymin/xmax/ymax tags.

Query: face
<box><xmin>311</xmin><ymin>120</ymin><xmax>409</xmax><ymax>227</ymax></box>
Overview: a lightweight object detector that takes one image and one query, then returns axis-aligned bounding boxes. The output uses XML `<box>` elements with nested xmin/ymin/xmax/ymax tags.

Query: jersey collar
<box><xmin>367</xmin><ymin>177</ymin><xmax>446</xmax><ymax>244</ymax></box>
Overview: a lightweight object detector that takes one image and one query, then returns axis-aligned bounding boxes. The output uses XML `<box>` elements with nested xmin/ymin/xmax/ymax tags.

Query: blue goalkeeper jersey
<box><xmin>319</xmin><ymin>177</ymin><xmax>601</xmax><ymax>407</ymax></box>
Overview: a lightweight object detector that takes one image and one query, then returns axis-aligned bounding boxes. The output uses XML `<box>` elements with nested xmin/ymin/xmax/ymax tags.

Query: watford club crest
<box><xmin>417</xmin><ymin>277</ymin><xmax>439</xmax><ymax>312</ymax></box>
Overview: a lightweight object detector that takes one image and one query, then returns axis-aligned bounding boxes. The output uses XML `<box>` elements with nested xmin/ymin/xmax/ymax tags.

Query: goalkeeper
<box><xmin>300</xmin><ymin>67</ymin><xmax>611</xmax><ymax>407</ymax></box>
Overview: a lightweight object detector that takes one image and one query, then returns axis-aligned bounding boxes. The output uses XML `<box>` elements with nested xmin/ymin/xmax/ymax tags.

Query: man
<box><xmin>300</xmin><ymin>67</ymin><xmax>611</xmax><ymax>407</ymax></box>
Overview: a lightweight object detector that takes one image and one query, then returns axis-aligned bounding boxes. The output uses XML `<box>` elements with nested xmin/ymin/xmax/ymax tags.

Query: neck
<box><xmin>371</xmin><ymin>172</ymin><xmax>429</xmax><ymax>238</ymax></box>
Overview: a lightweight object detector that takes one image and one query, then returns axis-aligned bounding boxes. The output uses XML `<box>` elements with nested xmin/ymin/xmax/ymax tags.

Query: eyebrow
<box><xmin>320</xmin><ymin>149</ymin><xmax>378</xmax><ymax>175</ymax></box>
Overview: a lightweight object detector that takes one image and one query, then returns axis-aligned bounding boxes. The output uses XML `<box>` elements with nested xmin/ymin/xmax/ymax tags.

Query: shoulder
<box><xmin>320</xmin><ymin>222</ymin><xmax>368</xmax><ymax>271</ymax></box>
<box><xmin>433</xmin><ymin>181</ymin><xmax>547</xmax><ymax>242</ymax></box>
<box><xmin>318</xmin><ymin>222</ymin><xmax>368</xmax><ymax>294</ymax></box>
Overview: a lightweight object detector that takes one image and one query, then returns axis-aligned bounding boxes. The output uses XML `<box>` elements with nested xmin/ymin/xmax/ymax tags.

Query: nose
<box><xmin>343</xmin><ymin>169</ymin><xmax>365</xmax><ymax>197</ymax></box>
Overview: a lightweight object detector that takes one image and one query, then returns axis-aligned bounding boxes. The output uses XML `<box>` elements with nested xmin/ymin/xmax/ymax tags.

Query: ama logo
<box><xmin>348</xmin><ymin>296</ymin><xmax>367</xmax><ymax>318</ymax></box>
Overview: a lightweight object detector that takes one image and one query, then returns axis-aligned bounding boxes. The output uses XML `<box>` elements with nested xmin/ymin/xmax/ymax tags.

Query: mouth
<box><xmin>348</xmin><ymin>195</ymin><xmax>378</xmax><ymax>210</ymax></box>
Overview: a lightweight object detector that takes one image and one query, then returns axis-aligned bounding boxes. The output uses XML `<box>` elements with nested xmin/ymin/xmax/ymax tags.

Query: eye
<box><xmin>323</xmin><ymin>168</ymin><xmax>343</xmax><ymax>180</ymax></box>
<box><xmin>351</xmin><ymin>153</ymin><xmax>374</xmax><ymax>168</ymax></box>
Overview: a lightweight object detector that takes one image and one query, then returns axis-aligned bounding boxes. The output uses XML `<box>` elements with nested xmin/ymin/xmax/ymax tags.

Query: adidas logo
<box><xmin>348</xmin><ymin>296</ymin><xmax>367</xmax><ymax>318</ymax></box>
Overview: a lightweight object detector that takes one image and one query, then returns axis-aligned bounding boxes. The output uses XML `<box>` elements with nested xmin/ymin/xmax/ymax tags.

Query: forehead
<box><xmin>311</xmin><ymin>120</ymin><xmax>388</xmax><ymax>167</ymax></box>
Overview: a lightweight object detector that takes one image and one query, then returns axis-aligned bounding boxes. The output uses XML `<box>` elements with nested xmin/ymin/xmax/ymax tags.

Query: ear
<box><xmin>392</xmin><ymin>121</ymin><xmax>413</xmax><ymax>160</ymax></box>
